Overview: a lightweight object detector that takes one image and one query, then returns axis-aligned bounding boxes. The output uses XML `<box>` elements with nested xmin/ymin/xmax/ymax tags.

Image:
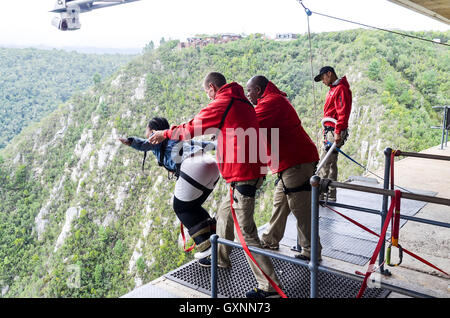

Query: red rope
<box><xmin>180</xmin><ymin>223</ymin><xmax>196</xmax><ymax>252</ymax></box>
<box><xmin>229</xmin><ymin>186</ymin><xmax>287</xmax><ymax>298</ymax></box>
<box><xmin>356</xmin><ymin>190</ymin><xmax>401</xmax><ymax>298</ymax></box>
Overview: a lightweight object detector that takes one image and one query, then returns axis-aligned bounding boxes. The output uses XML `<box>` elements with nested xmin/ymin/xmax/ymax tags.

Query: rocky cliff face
<box><xmin>0</xmin><ymin>30</ymin><xmax>447</xmax><ymax>297</ymax></box>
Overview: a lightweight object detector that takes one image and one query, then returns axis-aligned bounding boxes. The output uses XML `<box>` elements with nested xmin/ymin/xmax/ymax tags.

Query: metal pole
<box><xmin>329</xmin><ymin>181</ymin><xmax>450</xmax><ymax>206</ymax></box>
<box><xmin>446</xmin><ymin>128</ymin><xmax>448</xmax><ymax>147</ymax></box>
<box><xmin>396</xmin><ymin>151</ymin><xmax>450</xmax><ymax>161</ymax></box>
<box><xmin>210</xmin><ymin>234</ymin><xmax>218</xmax><ymax>298</ymax></box>
<box><xmin>326</xmin><ymin>201</ymin><xmax>450</xmax><ymax>228</ymax></box>
<box><xmin>316</xmin><ymin>142</ymin><xmax>337</xmax><ymax>174</ymax></box>
<box><xmin>440</xmin><ymin>107</ymin><xmax>447</xmax><ymax>150</ymax></box>
<box><xmin>445</xmin><ymin>106</ymin><xmax>450</xmax><ymax>147</ymax></box>
<box><xmin>309</xmin><ymin>175</ymin><xmax>321</xmax><ymax>298</ymax></box>
<box><xmin>379</xmin><ymin>148</ymin><xmax>391</xmax><ymax>275</ymax></box>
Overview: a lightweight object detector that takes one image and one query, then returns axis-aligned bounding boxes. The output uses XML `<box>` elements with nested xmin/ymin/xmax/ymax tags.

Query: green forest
<box><xmin>0</xmin><ymin>29</ymin><xmax>448</xmax><ymax>297</ymax></box>
<box><xmin>0</xmin><ymin>48</ymin><xmax>134</xmax><ymax>149</ymax></box>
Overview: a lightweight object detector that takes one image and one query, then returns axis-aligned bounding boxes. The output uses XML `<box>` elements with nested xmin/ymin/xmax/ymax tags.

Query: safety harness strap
<box><xmin>275</xmin><ymin>171</ymin><xmax>311</xmax><ymax>194</ymax></box>
<box><xmin>179</xmin><ymin>171</ymin><xmax>211</xmax><ymax>193</ymax></box>
<box><xmin>281</xmin><ymin>180</ymin><xmax>311</xmax><ymax>194</ymax></box>
<box><xmin>188</xmin><ymin>218</ymin><xmax>216</xmax><ymax>238</ymax></box>
<box><xmin>231</xmin><ymin>183</ymin><xmax>257</xmax><ymax>198</ymax></box>
<box><xmin>179</xmin><ymin>170</ymin><xmax>219</xmax><ymax>252</ymax></box>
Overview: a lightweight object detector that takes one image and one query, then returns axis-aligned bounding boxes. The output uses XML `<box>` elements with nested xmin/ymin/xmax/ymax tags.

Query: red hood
<box><xmin>332</xmin><ymin>76</ymin><xmax>350</xmax><ymax>89</ymax></box>
<box><xmin>216</xmin><ymin>82</ymin><xmax>249</xmax><ymax>101</ymax></box>
<box><xmin>260</xmin><ymin>81</ymin><xmax>287</xmax><ymax>100</ymax></box>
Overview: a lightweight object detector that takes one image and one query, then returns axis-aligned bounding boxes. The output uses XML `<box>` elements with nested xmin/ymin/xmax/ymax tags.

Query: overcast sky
<box><xmin>0</xmin><ymin>0</ymin><xmax>448</xmax><ymax>50</ymax></box>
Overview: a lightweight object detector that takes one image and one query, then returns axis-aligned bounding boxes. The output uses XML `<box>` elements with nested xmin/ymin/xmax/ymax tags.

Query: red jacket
<box><xmin>163</xmin><ymin>82</ymin><xmax>265</xmax><ymax>182</ymax></box>
<box><xmin>323</xmin><ymin>76</ymin><xmax>352</xmax><ymax>135</ymax></box>
<box><xmin>255</xmin><ymin>81</ymin><xmax>319</xmax><ymax>173</ymax></box>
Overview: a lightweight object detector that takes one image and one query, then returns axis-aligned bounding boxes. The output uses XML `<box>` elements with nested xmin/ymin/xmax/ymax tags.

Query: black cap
<box><xmin>314</xmin><ymin>66</ymin><xmax>335</xmax><ymax>82</ymax></box>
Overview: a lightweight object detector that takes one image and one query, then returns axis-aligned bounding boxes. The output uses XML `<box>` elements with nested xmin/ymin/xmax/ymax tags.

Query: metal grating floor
<box><xmin>165</xmin><ymin>248</ymin><xmax>390</xmax><ymax>298</ymax></box>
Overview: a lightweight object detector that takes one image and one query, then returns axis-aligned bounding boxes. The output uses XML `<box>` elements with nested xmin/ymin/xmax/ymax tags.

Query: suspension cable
<box><xmin>297</xmin><ymin>1</ymin><xmax>450</xmax><ymax>48</ymax></box>
<box><xmin>301</xmin><ymin>3</ymin><xmax>320</xmax><ymax>146</ymax></box>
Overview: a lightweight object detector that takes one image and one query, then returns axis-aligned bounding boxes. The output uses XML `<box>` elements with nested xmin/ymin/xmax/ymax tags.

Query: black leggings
<box><xmin>173</xmin><ymin>190</ymin><xmax>214</xmax><ymax>246</ymax></box>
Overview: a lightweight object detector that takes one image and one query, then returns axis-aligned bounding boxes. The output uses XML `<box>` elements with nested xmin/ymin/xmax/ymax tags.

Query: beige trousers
<box><xmin>216</xmin><ymin>177</ymin><xmax>281</xmax><ymax>292</ymax></box>
<box><xmin>261</xmin><ymin>162</ymin><xmax>322</xmax><ymax>258</ymax></box>
<box><xmin>318</xmin><ymin>129</ymin><xmax>348</xmax><ymax>198</ymax></box>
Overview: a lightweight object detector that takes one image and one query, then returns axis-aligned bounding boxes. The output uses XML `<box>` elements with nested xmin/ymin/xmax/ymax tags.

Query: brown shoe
<box><xmin>260</xmin><ymin>240</ymin><xmax>279</xmax><ymax>250</ymax></box>
<box><xmin>294</xmin><ymin>254</ymin><xmax>322</xmax><ymax>262</ymax></box>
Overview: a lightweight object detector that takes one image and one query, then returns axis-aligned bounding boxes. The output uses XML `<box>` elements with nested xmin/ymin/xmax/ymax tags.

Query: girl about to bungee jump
<box><xmin>119</xmin><ymin>117</ymin><xmax>220</xmax><ymax>260</ymax></box>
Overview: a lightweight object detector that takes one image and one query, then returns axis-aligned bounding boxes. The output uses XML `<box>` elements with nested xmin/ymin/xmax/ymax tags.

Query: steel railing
<box><xmin>209</xmin><ymin>147</ymin><xmax>450</xmax><ymax>298</ymax></box>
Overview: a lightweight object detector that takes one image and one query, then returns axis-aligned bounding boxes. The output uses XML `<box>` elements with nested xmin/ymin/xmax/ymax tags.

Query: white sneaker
<box><xmin>194</xmin><ymin>247</ymin><xmax>212</xmax><ymax>260</ymax></box>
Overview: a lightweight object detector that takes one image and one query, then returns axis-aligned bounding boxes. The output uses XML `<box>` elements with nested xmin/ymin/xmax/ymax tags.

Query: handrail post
<box><xmin>445</xmin><ymin>106</ymin><xmax>449</xmax><ymax>148</ymax></box>
<box><xmin>379</xmin><ymin>148</ymin><xmax>392</xmax><ymax>276</ymax></box>
<box><xmin>210</xmin><ymin>234</ymin><xmax>218</xmax><ymax>298</ymax></box>
<box><xmin>309</xmin><ymin>175</ymin><xmax>321</xmax><ymax>298</ymax></box>
<box><xmin>440</xmin><ymin>107</ymin><xmax>448</xmax><ymax>150</ymax></box>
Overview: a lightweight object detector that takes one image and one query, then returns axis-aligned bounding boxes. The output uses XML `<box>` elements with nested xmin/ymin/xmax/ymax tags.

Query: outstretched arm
<box><xmin>119</xmin><ymin>137</ymin><xmax>156</xmax><ymax>152</ymax></box>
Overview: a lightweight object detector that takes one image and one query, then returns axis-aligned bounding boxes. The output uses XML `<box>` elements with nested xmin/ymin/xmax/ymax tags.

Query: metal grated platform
<box><xmin>165</xmin><ymin>248</ymin><xmax>390</xmax><ymax>298</ymax></box>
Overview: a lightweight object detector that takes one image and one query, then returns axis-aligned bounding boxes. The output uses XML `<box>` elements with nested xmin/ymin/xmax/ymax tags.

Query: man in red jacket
<box><xmin>247</xmin><ymin>75</ymin><xmax>322</xmax><ymax>261</ymax></box>
<box><xmin>314</xmin><ymin>66</ymin><xmax>352</xmax><ymax>201</ymax></box>
<box><xmin>149</xmin><ymin>72</ymin><xmax>282</xmax><ymax>298</ymax></box>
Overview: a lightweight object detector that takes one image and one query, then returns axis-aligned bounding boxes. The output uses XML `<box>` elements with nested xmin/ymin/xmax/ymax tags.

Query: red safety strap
<box><xmin>180</xmin><ymin>223</ymin><xmax>196</xmax><ymax>252</ymax></box>
<box><xmin>390</xmin><ymin>150</ymin><xmax>396</xmax><ymax>190</ymax></box>
<box><xmin>401</xmin><ymin>246</ymin><xmax>449</xmax><ymax>276</ymax></box>
<box><xmin>390</xmin><ymin>150</ymin><xmax>401</xmax><ymax>247</ymax></box>
<box><xmin>356</xmin><ymin>190</ymin><xmax>401</xmax><ymax>298</ymax></box>
<box><xmin>356</xmin><ymin>149</ymin><xmax>400</xmax><ymax>298</ymax></box>
<box><xmin>326</xmin><ymin>205</ymin><xmax>380</xmax><ymax>238</ymax></box>
<box><xmin>391</xmin><ymin>193</ymin><xmax>401</xmax><ymax>247</ymax></box>
<box><xmin>229</xmin><ymin>186</ymin><xmax>288</xmax><ymax>298</ymax></box>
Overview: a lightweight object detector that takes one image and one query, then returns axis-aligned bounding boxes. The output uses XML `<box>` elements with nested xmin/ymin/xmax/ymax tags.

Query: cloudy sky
<box><xmin>0</xmin><ymin>0</ymin><xmax>448</xmax><ymax>50</ymax></box>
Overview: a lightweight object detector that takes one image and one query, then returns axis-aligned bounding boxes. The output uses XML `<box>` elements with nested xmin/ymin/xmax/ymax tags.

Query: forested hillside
<box><xmin>0</xmin><ymin>48</ymin><xmax>134</xmax><ymax>149</ymax></box>
<box><xmin>0</xmin><ymin>29</ymin><xmax>448</xmax><ymax>297</ymax></box>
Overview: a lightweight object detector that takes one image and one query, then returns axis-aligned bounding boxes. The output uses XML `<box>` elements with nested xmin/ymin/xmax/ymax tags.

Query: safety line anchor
<box><xmin>297</xmin><ymin>0</ymin><xmax>312</xmax><ymax>16</ymax></box>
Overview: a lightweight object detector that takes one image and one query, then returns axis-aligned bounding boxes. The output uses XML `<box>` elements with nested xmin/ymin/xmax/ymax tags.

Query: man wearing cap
<box><xmin>315</xmin><ymin>66</ymin><xmax>352</xmax><ymax>201</ymax></box>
